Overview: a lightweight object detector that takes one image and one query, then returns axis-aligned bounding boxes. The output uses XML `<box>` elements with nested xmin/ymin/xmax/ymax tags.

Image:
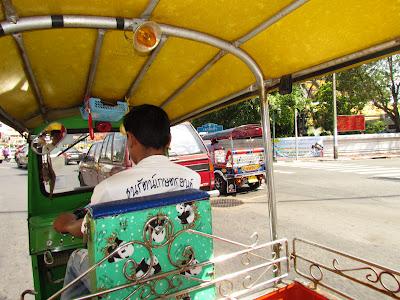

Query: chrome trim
<box><xmin>140</xmin><ymin>0</ymin><xmax>161</xmax><ymax>19</ymax></box>
<box><xmin>49</xmin><ymin>214</ymin><xmax>287</xmax><ymax>300</ymax></box>
<box><xmin>2</xmin><ymin>16</ymin><xmax>53</xmax><ymax>33</ymax></box>
<box><xmin>260</xmin><ymin>96</ymin><xmax>277</xmax><ymax>242</ymax></box>
<box><xmin>1</xmin><ymin>0</ymin><xmax>18</xmax><ymax>23</ymax></box>
<box><xmin>84</xmin><ymin>29</ymin><xmax>106</xmax><ymax>100</ymax></box>
<box><xmin>0</xmin><ymin>16</ymin><xmax>138</xmax><ymax>34</ymax></box>
<box><xmin>69</xmin><ymin>237</ymin><xmax>289</xmax><ymax>300</ymax></box>
<box><xmin>233</xmin><ymin>0</ymin><xmax>310</xmax><ymax>46</ymax></box>
<box><xmin>125</xmin><ymin>35</ymin><xmax>167</xmax><ymax>101</ymax></box>
<box><xmin>12</xmin><ymin>33</ymin><xmax>47</xmax><ymax>121</ymax></box>
<box><xmin>62</xmin><ymin>16</ymin><xmax>131</xmax><ymax>30</ymax></box>
<box><xmin>48</xmin><ymin>239</ymin><xmax>155</xmax><ymax>300</ymax></box>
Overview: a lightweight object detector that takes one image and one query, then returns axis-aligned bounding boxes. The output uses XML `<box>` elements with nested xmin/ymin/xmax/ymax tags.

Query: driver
<box><xmin>53</xmin><ymin>104</ymin><xmax>201</xmax><ymax>299</ymax></box>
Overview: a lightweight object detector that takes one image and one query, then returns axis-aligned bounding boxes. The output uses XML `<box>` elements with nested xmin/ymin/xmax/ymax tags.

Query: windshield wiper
<box><xmin>57</xmin><ymin>133</ymin><xmax>89</xmax><ymax>157</ymax></box>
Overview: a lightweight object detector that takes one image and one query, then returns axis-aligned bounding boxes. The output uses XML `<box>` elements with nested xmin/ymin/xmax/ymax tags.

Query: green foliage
<box><xmin>192</xmin><ymin>54</ymin><xmax>400</xmax><ymax>135</ymax></box>
<box><xmin>311</xmin><ymin>79</ymin><xmax>367</xmax><ymax>133</ymax></box>
<box><xmin>336</xmin><ymin>55</ymin><xmax>400</xmax><ymax>131</ymax></box>
<box><xmin>191</xmin><ymin>98</ymin><xmax>261</xmax><ymax>129</ymax></box>
<box><xmin>268</xmin><ymin>84</ymin><xmax>309</xmax><ymax>137</ymax></box>
<box><xmin>192</xmin><ymin>84</ymin><xmax>310</xmax><ymax>137</ymax></box>
<box><xmin>365</xmin><ymin>120</ymin><xmax>387</xmax><ymax>134</ymax></box>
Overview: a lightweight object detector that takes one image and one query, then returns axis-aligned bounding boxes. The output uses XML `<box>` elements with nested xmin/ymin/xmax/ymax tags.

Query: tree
<box><xmin>336</xmin><ymin>55</ymin><xmax>400</xmax><ymax>131</ymax></box>
<box><xmin>191</xmin><ymin>98</ymin><xmax>261</xmax><ymax>129</ymax></box>
<box><xmin>268</xmin><ymin>84</ymin><xmax>310</xmax><ymax>137</ymax></box>
<box><xmin>192</xmin><ymin>84</ymin><xmax>309</xmax><ymax>137</ymax></box>
<box><xmin>311</xmin><ymin>78</ymin><xmax>367</xmax><ymax>133</ymax></box>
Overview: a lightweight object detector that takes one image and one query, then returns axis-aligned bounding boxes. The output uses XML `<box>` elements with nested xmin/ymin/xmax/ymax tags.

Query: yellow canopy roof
<box><xmin>0</xmin><ymin>0</ymin><xmax>399</xmax><ymax>132</ymax></box>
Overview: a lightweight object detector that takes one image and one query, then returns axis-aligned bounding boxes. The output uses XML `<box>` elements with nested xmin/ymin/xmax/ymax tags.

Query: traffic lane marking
<box><xmin>274</xmin><ymin>170</ymin><xmax>294</xmax><ymax>174</ymax></box>
<box><xmin>356</xmin><ymin>169</ymin><xmax>400</xmax><ymax>174</ymax></box>
<box><xmin>277</xmin><ymin>163</ymin><xmax>370</xmax><ymax>169</ymax></box>
<box><xmin>372</xmin><ymin>173</ymin><xmax>400</xmax><ymax>178</ymax></box>
<box><xmin>238</xmin><ymin>194</ymin><xmax>267</xmax><ymax>201</ymax></box>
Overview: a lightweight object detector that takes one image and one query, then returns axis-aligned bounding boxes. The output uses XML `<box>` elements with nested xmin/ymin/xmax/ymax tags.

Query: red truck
<box><xmin>78</xmin><ymin>122</ymin><xmax>215</xmax><ymax>191</ymax></box>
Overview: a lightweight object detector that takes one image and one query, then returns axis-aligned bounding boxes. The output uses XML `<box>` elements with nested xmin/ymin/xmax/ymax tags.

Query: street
<box><xmin>1</xmin><ymin>158</ymin><xmax>400</xmax><ymax>299</ymax></box>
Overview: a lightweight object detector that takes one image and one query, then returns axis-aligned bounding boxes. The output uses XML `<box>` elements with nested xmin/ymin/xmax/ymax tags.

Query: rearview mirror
<box><xmin>31</xmin><ymin>122</ymin><xmax>67</xmax><ymax>155</ymax></box>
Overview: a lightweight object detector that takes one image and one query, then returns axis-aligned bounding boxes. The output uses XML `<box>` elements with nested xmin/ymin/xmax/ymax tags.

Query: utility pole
<box><xmin>294</xmin><ymin>108</ymin><xmax>298</xmax><ymax>160</ymax></box>
<box><xmin>272</xmin><ymin>109</ymin><xmax>276</xmax><ymax>162</ymax></box>
<box><xmin>333</xmin><ymin>73</ymin><xmax>339</xmax><ymax>159</ymax></box>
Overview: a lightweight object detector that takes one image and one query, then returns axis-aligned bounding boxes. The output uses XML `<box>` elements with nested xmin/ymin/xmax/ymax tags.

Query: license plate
<box><xmin>248</xmin><ymin>176</ymin><xmax>258</xmax><ymax>183</ymax></box>
<box><xmin>241</xmin><ymin>164</ymin><xmax>260</xmax><ymax>172</ymax></box>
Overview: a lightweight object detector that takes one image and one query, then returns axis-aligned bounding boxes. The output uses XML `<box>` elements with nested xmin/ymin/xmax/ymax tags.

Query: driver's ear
<box><xmin>166</xmin><ymin>133</ymin><xmax>171</xmax><ymax>149</ymax></box>
<box><xmin>126</xmin><ymin>132</ymin><xmax>134</xmax><ymax>147</ymax></box>
<box><xmin>164</xmin><ymin>134</ymin><xmax>172</xmax><ymax>155</ymax></box>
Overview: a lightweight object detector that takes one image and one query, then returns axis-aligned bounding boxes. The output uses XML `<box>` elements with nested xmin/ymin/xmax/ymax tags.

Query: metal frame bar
<box><xmin>84</xmin><ymin>29</ymin><xmax>105</xmax><ymax>100</ymax></box>
<box><xmin>12</xmin><ymin>33</ymin><xmax>48</xmax><ymax>121</ymax></box>
<box><xmin>160</xmin><ymin>50</ymin><xmax>226</xmax><ymax>108</ymax></box>
<box><xmin>23</xmin><ymin>107</ymin><xmax>80</xmax><ymax>125</ymax></box>
<box><xmin>0</xmin><ymin>0</ymin><xmax>29</xmax><ymax>132</ymax></box>
<box><xmin>140</xmin><ymin>0</ymin><xmax>161</xmax><ymax>19</ymax></box>
<box><xmin>159</xmin><ymin>27</ymin><xmax>278</xmax><ymax>236</ymax></box>
<box><xmin>233</xmin><ymin>0</ymin><xmax>310</xmax><ymax>47</ymax></box>
<box><xmin>160</xmin><ymin>0</ymin><xmax>309</xmax><ymax>108</ymax></box>
<box><xmin>292</xmin><ymin>238</ymin><xmax>400</xmax><ymax>299</ymax></box>
<box><xmin>159</xmin><ymin>25</ymin><xmax>263</xmax><ymax>85</ymax></box>
<box><xmin>170</xmin><ymin>84</ymin><xmax>259</xmax><ymax>124</ymax></box>
<box><xmin>125</xmin><ymin>35</ymin><xmax>167</xmax><ymax>101</ymax></box>
<box><xmin>1</xmin><ymin>0</ymin><xmax>18</xmax><ymax>23</ymax></box>
<box><xmin>172</xmin><ymin>38</ymin><xmax>400</xmax><ymax>125</ymax></box>
<box><xmin>1</xmin><ymin>17</ymin><xmax>278</xmax><ymax>282</ymax></box>
<box><xmin>292</xmin><ymin>39</ymin><xmax>400</xmax><ymax>80</ymax></box>
<box><xmin>51</xmin><ymin>233</ymin><xmax>288</xmax><ymax>300</ymax></box>
<box><xmin>0</xmin><ymin>105</ymin><xmax>28</xmax><ymax>133</ymax></box>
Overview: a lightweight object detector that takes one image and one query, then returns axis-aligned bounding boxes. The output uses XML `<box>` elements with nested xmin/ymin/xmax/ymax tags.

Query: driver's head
<box><xmin>123</xmin><ymin>104</ymin><xmax>171</xmax><ymax>164</ymax></box>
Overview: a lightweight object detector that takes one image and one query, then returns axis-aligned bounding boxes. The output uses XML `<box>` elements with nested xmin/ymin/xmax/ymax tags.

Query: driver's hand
<box><xmin>53</xmin><ymin>213</ymin><xmax>77</xmax><ymax>233</ymax></box>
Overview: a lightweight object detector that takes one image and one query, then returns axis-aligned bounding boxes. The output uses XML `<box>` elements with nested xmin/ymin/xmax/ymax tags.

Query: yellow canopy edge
<box><xmin>0</xmin><ymin>0</ymin><xmax>398</xmax><ymax>130</ymax></box>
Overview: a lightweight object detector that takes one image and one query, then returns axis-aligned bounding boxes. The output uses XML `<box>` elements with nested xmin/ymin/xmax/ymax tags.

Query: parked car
<box><xmin>78</xmin><ymin>123</ymin><xmax>215</xmax><ymax>191</ymax></box>
<box><xmin>63</xmin><ymin>148</ymin><xmax>84</xmax><ymax>165</ymax></box>
<box><xmin>16</xmin><ymin>144</ymin><xmax>29</xmax><ymax>168</ymax></box>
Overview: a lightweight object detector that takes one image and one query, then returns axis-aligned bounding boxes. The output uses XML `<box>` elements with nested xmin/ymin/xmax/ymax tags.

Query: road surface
<box><xmin>1</xmin><ymin>158</ymin><xmax>400</xmax><ymax>299</ymax></box>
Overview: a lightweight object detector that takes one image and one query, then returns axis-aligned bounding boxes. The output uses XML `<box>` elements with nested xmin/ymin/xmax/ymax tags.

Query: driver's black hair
<box><xmin>123</xmin><ymin>104</ymin><xmax>170</xmax><ymax>149</ymax></box>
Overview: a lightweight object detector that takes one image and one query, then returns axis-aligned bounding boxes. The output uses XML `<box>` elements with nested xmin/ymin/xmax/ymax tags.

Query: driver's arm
<box><xmin>53</xmin><ymin>213</ymin><xmax>84</xmax><ymax>238</ymax></box>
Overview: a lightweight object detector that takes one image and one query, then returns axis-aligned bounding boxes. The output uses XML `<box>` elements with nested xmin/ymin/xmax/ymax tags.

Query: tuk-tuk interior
<box><xmin>0</xmin><ymin>0</ymin><xmax>399</xmax><ymax>299</ymax></box>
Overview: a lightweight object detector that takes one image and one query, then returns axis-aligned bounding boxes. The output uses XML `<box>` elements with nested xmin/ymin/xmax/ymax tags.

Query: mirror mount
<box><xmin>31</xmin><ymin>122</ymin><xmax>67</xmax><ymax>155</ymax></box>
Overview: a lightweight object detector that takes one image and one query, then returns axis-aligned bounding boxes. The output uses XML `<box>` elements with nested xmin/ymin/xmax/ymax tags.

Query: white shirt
<box><xmin>90</xmin><ymin>155</ymin><xmax>201</xmax><ymax>205</ymax></box>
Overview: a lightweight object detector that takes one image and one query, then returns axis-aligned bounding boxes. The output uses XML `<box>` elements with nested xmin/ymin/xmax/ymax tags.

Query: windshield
<box><xmin>169</xmin><ymin>124</ymin><xmax>207</xmax><ymax>156</ymax></box>
<box><xmin>41</xmin><ymin>124</ymin><xmax>206</xmax><ymax>194</ymax></box>
<box><xmin>42</xmin><ymin>132</ymin><xmax>107</xmax><ymax>194</ymax></box>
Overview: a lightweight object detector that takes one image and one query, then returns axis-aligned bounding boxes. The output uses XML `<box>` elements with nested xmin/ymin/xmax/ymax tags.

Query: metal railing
<box><xmin>292</xmin><ymin>238</ymin><xmax>400</xmax><ymax>299</ymax></box>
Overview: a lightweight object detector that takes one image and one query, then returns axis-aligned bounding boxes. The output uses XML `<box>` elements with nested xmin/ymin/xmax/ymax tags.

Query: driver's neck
<box><xmin>135</xmin><ymin>147</ymin><xmax>166</xmax><ymax>164</ymax></box>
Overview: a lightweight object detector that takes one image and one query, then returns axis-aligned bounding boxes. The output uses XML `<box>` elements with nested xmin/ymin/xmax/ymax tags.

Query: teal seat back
<box><xmin>87</xmin><ymin>189</ymin><xmax>215</xmax><ymax>299</ymax></box>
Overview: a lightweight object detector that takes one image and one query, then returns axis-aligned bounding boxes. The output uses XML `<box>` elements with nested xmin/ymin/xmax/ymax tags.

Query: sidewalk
<box><xmin>276</xmin><ymin>152</ymin><xmax>400</xmax><ymax>162</ymax></box>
